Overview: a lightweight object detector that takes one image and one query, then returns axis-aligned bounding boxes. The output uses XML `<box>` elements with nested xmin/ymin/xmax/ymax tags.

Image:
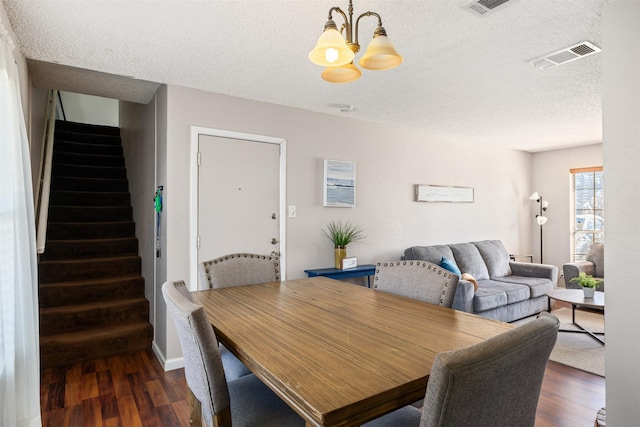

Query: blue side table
<box><xmin>304</xmin><ymin>264</ymin><xmax>377</xmax><ymax>288</ymax></box>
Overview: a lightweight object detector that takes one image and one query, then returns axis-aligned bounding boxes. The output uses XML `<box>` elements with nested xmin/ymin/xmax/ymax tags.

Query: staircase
<box><xmin>38</xmin><ymin>120</ymin><xmax>153</xmax><ymax>369</ymax></box>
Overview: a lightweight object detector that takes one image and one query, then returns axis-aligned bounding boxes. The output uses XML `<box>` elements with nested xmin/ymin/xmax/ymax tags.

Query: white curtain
<box><xmin>0</xmin><ymin>23</ymin><xmax>42</xmax><ymax>427</ymax></box>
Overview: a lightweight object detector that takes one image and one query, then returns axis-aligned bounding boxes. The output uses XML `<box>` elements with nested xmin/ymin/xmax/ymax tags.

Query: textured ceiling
<box><xmin>4</xmin><ymin>0</ymin><xmax>609</xmax><ymax>152</ymax></box>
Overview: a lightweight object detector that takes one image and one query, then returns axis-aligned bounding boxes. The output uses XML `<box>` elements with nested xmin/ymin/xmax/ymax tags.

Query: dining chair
<box><xmin>199</xmin><ymin>253</ymin><xmax>280</xmax><ymax>289</ymax></box>
<box><xmin>162</xmin><ymin>280</ymin><xmax>305</xmax><ymax>427</ymax></box>
<box><xmin>373</xmin><ymin>260</ymin><xmax>460</xmax><ymax>308</ymax></box>
<box><xmin>171</xmin><ymin>279</ymin><xmax>250</xmax><ymax>381</ymax></box>
<box><xmin>198</xmin><ymin>252</ymin><xmax>280</xmax><ymax>380</ymax></box>
<box><xmin>362</xmin><ymin>312</ymin><xmax>559</xmax><ymax>427</ymax></box>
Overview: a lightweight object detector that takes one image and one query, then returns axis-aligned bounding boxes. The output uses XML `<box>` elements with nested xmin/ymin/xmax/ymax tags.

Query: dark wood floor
<box><xmin>40</xmin><ymin>348</ymin><xmax>605</xmax><ymax>427</ymax></box>
<box><xmin>40</xmin><ymin>350</ymin><xmax>190</xmax><ymax>427</ymax></box>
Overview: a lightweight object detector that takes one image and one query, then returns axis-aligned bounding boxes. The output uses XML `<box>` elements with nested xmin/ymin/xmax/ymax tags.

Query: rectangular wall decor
<box><xmin>324</xmin><ymin>160</ymin><xmax>356</xmax><ymax>207</ymax></box>
<box><xmin>415</xmin><ymin>184</ymin><xmax>474</xmax><ymax>203</ymax></box>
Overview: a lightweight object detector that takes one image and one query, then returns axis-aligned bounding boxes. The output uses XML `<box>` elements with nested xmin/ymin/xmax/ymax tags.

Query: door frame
<box><xmin>190</xmin><ymin>126</ymin><xmax>287</xmax><ymax>290</ymax></box>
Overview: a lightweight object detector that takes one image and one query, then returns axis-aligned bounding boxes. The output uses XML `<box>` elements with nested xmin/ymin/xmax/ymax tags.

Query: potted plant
<box><xmin>569</xmin><ymin>272</ymin><xmax>603</xmax><ymax>298</ymax></box>
<box><xmin>322</xmin><ymin>220</ymin><xmax>365</xmax><ymax>269</ymax></box>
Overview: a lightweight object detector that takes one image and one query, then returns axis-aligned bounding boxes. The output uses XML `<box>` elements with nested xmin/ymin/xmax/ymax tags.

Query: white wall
<box><xmin>532</xmin><ymin>144</ymin><xmax>603</xmax><ymax>282</ymax></box>
<box><xmin>156</xmin><ymin>85</ymin><xmax>535</xmax><ymax>361</ymax></box>
<box><xmin>602</xmin><ymin>1</ymin><xmax>640</xmax><ymax>426</ymax></box>
<box><xmin>28</xmin><ymin>87</ymin><xmax>48</xmax><ymax>195</ymax></box>
<box><xmin>0</xmin><ymin>5</ymin><xmax>30</xmax><ymax>122</ymax></box>
<box><xmin>59</xmin><ymin>92</ymin><xmax>119</xmax><ymax>126</ymax></box>
<box><xmin>1</xmin><ymin>2</ymin><xmax>34</xmax><ymax>158</ymax></box>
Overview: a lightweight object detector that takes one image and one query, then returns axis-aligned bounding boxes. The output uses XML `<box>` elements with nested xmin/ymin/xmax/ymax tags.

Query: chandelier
<box><xmin>308</xmin><ymin>0</ymin><xmax>402</xmax><ymax>83</ymax></box>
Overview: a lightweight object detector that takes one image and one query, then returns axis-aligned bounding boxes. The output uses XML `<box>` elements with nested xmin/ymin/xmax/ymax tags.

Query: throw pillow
<box><xmin>440</xmin><ymin>257</ymin><xmax>461</xmax><ymax>277</ymax></box>
<box><xmin>461</xmin><ymin>272</ymin><xmax>479</xmax><ymax>291</ymax></box>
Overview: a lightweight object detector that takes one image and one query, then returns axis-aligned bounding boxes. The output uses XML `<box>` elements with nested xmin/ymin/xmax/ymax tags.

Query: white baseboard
<box><xmin>152</xmin><ymin>340</ymin><xmax>184</xmax><ymax>371</ymax></box>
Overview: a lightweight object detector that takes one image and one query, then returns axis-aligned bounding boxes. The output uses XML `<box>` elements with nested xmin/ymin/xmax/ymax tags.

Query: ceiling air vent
<box><xmin>461</xmin><ymin>0</ymin><xmax>513</xmax><ymax>16</ymax></box>
<box><xmin>530</xmin><ymin>41</ymin><xmax>602</xmax><ymax>70</ymax></box>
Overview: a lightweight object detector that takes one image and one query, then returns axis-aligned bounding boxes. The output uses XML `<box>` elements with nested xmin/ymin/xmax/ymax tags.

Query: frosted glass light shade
<box><xmin>322</xmin><ymin>63</ymin><xmax>362</xmax><ymax>83</ymax></box>
<box><xmin>541</xmin><ymin>200</ymin><xmax>549</xmax><ymax>209</ymax></box>
<box><xmin>529</xmin><ymin>192</ymin><xmax>540</xmax><ymax>201</ymax></box>
<box><xmin>309</xmin><ymin>28</ymin><xmax>355</xmax><ymax>67</ymax></box>
<box><xmin>359</xmin><ymin>34</ymin><xmax>403</xmax><ymax>70</ymax></box>
<box><xmin>537</xmin><ymin>216</ymin><xmax>548</xmax><ymax>225</ymax></box>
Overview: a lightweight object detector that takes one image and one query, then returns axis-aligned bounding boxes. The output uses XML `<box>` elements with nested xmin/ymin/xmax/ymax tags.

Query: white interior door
<box><xmin>195</xmin><ymin>133</ymin><xmax>284</xmax><ymax>289</ymax></box>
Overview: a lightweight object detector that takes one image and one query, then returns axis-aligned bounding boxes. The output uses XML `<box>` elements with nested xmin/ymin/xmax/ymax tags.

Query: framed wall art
<box><xmin>323</xmin><ymin>160</ymin><xmax>356</xmax><ymax>207</ymax></box>
<box><xmin>415</xmin><ymin>184</ymin><xmax>474</xmax><ymax>203</ymax></box>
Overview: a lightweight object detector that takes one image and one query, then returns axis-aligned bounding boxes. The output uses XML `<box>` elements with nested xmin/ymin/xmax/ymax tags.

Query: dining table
<box><xmin>191</xmin><ymin>276</ymin><xmax>513</xmax><ymax>427</ymax></box>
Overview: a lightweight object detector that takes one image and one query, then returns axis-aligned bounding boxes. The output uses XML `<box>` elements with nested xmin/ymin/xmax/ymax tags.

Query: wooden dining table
<box><xmin>191</xmin><ymin>276</ymin><xmax>513</xmax><ymax>427</ymax></box>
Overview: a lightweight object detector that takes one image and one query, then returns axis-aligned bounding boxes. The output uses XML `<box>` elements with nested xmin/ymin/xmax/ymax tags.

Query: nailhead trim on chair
<box><xmin>373</xmin><ymin>261</ymin><xmax>455</xmax><ymax>305</ymax></box>
<box><xmin>201</xmin><ymin>253</ymin><xmax>281</xmax><ymax>288</ymax></box>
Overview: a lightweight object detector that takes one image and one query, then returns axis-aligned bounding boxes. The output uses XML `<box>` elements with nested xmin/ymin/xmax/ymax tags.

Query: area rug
<box><xmin>513</xmin><ymin>307</ymin><xmax>605</xmax><ymax>377</ymax></box>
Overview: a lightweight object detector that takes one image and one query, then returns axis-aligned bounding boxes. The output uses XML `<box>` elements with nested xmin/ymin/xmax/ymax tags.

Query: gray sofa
<box><xmin>563</xmin><ymin>243</ymin><xmax>604</xmax><ymax>291</ymax></box>
<box><xmin>404</xmin><ymin>240</ymin><xmax>558</xmax><ymax>323</ymax></box>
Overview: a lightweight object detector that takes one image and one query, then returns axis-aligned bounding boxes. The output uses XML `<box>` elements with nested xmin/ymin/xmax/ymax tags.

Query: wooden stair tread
<box><xmin>40</xmin><ymin>322</ymin><xmax>152</xmax><ymax>344</ymax></box>
<box><xmin>39</xmin><ymin>274</ymin><xmax>143</xmax><ymax>288</ymax></box>
<box><xmin>39</xmin><ymin>297</ymin><xmax>148</xmax><ymax>313</ymax></box>
<box><xmin>44</xmin><ymin>237</ymin><xmax>137</xmax><ymax>244</ymax></box>
<box><xmin>39</xmin><ymin>255</ymin><xmax>140</xmax><ymax>265</ymax></box>
<box><xmin>49</xmin><ymin>220</ymin><xmax>133</xmax><ymax>226</ymax></box>
<box><xmin>55</xmin><ymin>120</ymin><xmax>120</xmax><ymax>136</ymax></box>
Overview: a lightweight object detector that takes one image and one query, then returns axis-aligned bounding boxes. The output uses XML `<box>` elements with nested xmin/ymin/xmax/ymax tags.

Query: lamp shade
<box><xmin>321</xmin><ymin>63</ymin><xmax>362</xmax><ymax>83</ymax></box>
<box><xmin>541</xmin><ymin>200</ymin><xmax>549</xmax><ymax>209</ymax></box>
<box><xmin>359</xmin><ymin>34</ymin><xmax>403</xmax><ymax>70</ymax></box>
<box><xmin>536</xmin><ymin>216</ymin><xmax>548</xmax><ymax>225</ymax></box>
<box><xmin>309</xmin><ymin>27</ymin><xmax>355</xmax><ymax>67</ymax></box>
<box><xmin>529</xmin><ymin>192</ymin><xmax>540</xmax><ymax>201</ymax></box>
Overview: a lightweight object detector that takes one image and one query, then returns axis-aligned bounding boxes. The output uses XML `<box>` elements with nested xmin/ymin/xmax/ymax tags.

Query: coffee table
<box><xmin>546</xmin><ymin>288</ymin><xmax>605</xmax><ymax>345</ymax></box>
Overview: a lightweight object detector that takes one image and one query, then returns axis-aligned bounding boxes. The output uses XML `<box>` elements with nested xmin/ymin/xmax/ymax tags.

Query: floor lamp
<box><xmin>529</xmin><ymin>192</ymin><xmax>548</xmax><ymax>263</ymax></box>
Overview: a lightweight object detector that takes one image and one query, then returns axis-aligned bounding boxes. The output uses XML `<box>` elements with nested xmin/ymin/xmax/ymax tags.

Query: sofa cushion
<box><xmin>472</xmin><ymin>240</ymin><xmax>512</xmax><ymax>278</ymax></box>
<box><xmin>473</xmin><ymin>286</ymin><xmax>507</xmax><ymax>312</ymax></box>
<box><xmin>449</xmin><ymin>243</ymin><xmax>490</xmax><ymax>281</ymax></box>
<box><xmin>474</xmin><ymin>280</ymin><xmax>531</xmax><ymax>312</ymax></box>
<box><xmin>440</xmin><ymin>257</ymin><xmax>461</xmax><ymax>276</ymax></box>
<box><xmin>404</xmin><ymin>245</ymin><xmax>454</xmax><ymax>265</ymax></box>
<box><xmin>493</xmin><ymin>275</ymin><xmax>553</xmax><ymax>298</ymax></box>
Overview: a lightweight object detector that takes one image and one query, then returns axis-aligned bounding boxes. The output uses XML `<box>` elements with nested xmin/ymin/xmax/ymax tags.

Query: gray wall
<box><xmin>531</xmin><ymin>144</ymin><xmax>603</xmax><ymax>278</ymax></box>
<box><xmin>119</xmin><ymin>97</ymin><xmax>158</xmax><ymax>344</ymax></box>
<box><xmin>154</xmin><ymin>85</ymin><xmax>169</xmax><ymax>362</ymax></box>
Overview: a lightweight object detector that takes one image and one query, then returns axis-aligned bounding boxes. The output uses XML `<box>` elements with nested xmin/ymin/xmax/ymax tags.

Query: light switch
<box><xmin>288</xmin><ymin>205</ymin><xmax>297</xmax><ymax>218</ymax></box>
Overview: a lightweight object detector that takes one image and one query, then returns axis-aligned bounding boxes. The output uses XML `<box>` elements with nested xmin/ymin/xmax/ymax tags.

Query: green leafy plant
<box><xmin>569</xmin><ymin>272</ymin><xmax>603</xmax><ymax>289</ymax></box>
<box><xmin>322</xmin><ymin>220</ymin><xmax>365</xmax><ymax>248</ymax></box>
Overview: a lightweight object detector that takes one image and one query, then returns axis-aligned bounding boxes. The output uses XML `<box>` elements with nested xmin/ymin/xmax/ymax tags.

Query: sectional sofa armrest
<box><xmin>452</xmin><ymin>279</ymin><xmax>475</xmax><ymax>313</ymax></box>
<box><xmin>509</xmin><ymin>261</ymin><xmax>558</xmax><ymax>285</ymax></box>
<box><xmin>562</xmin><ymin>261</ymin><xmax>595</xmax><ymax>289</ymax></box>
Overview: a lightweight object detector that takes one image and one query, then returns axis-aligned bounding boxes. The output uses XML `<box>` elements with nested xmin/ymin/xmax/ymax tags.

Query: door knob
<box><xmin>271</xmin><ymin>238</ymin><xmax>278</xmax><ymax>245</ymax></box>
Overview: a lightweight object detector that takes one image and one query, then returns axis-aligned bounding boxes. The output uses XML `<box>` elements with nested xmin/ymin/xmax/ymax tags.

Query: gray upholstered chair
<box><xmin>199</xmin><ymin>253</ymin><xmax>280</xmax><ymax>380</ymax></box>
<box><xmin>373</xmin><ymin>260</ymin><xmax>460</xmax><ymax>308</ymax></box>
<box><xmin>171</xmin><ymin>279</ymin><xmax>250</xmax><ymax>381</ymax></box>
<box><xmin>362</xmin><ymin>312</ymin><xmax>559</xmax><ymax>427</ymax></box>
<box><xmin>563</xmin><ymin>243</ymin><xmax>604</xmax><ymax>291</ymax></box>
<box><xmin>199</xmin><ymin>253</ymin><xmax>280</xmax><ymax>289</ymax></box>
<box><xmin>162</xmin><ymin>280</ymin><xmax>305</xmax><ymax>427</ymax></box>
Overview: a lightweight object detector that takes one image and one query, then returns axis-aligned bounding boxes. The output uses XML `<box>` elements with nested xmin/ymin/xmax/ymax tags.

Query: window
<box><xmin>571</xmin><ymin>167</ymin><xmax>604</xmax><ymax>261</ymax></box>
